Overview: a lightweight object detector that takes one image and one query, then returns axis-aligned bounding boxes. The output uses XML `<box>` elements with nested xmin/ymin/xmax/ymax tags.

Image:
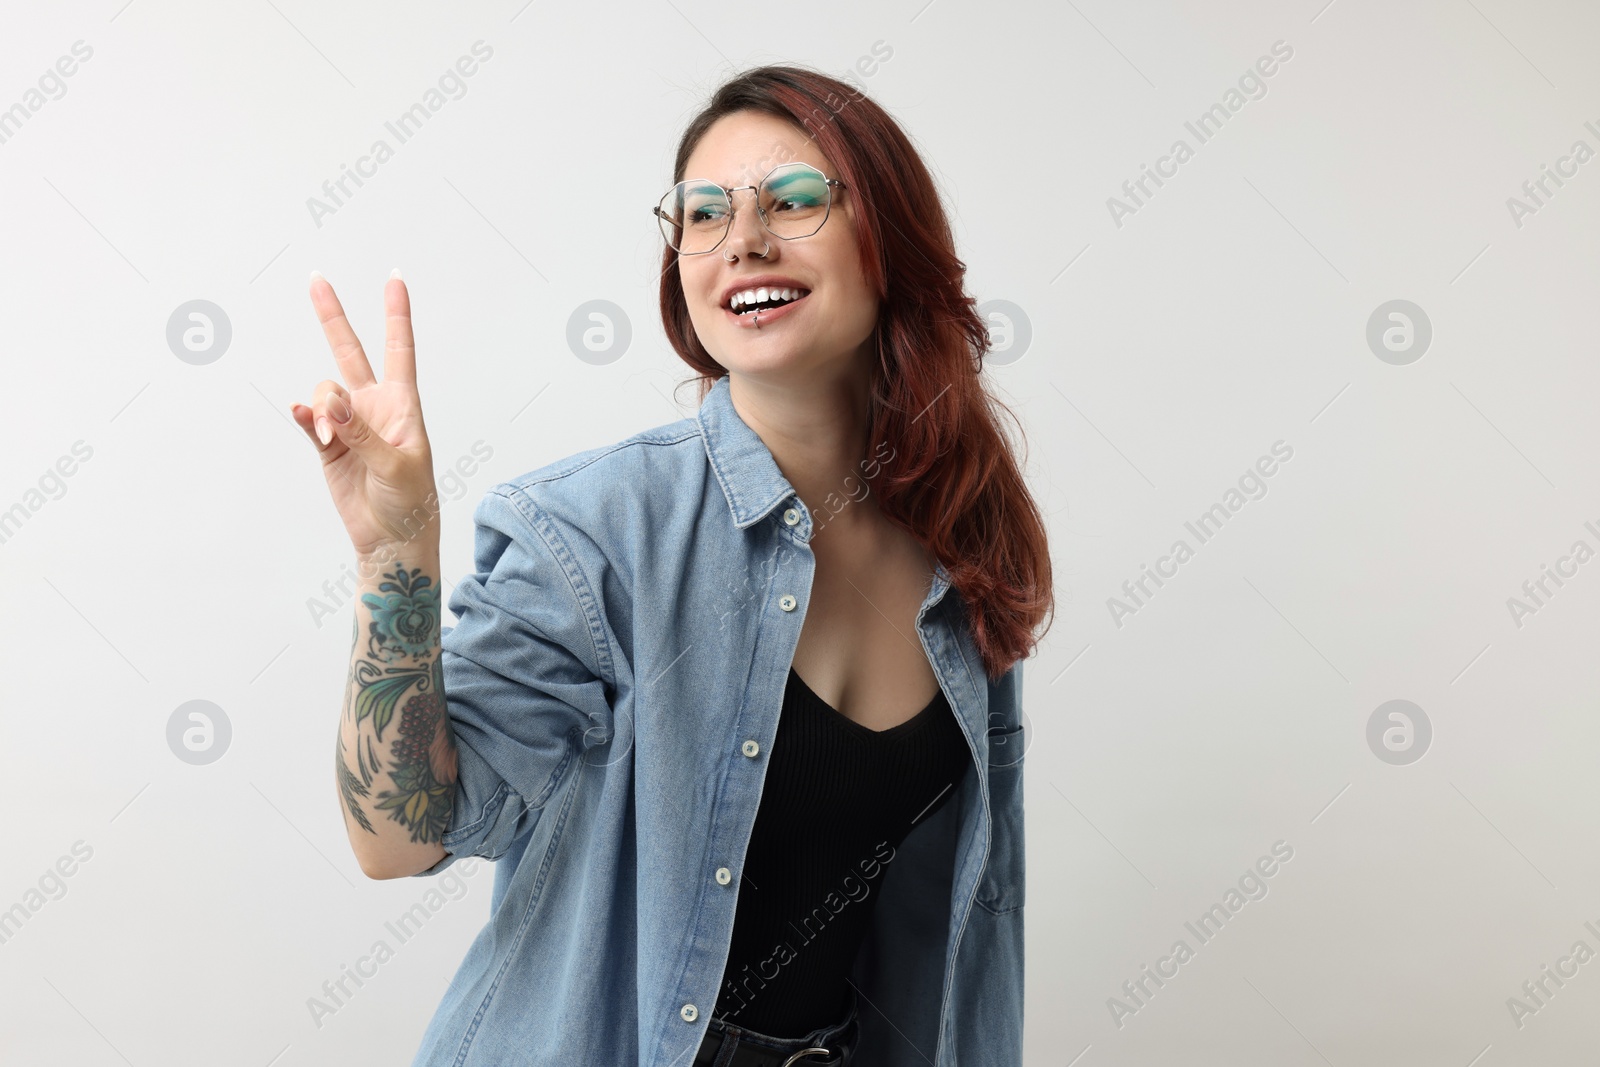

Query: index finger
<box><xmin>384</xmin><ymin>268</ymin><xmax>416</xmax><ymax>386</ymax></box>
<box><xmin>309</xmin><ymin>271</ymin><xmax>377</xmax><ymax>390</ymax></box>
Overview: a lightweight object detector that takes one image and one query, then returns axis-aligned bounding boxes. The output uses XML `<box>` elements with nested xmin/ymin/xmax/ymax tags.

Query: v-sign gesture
<box><xmin>292</xmin><ymin>270</ymin><xmax>441</xmax><ymax>559</ymax></box>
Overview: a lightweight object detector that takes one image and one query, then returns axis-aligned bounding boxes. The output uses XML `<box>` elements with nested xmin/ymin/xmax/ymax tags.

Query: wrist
<box><xmin>354</xmin><ymin>536</ymin><xmax>440</xmax><ymax>577</ymax></box>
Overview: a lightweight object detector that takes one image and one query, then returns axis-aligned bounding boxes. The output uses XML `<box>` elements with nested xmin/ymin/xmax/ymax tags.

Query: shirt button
<box><xmin>783</xmin><ymin>507</ymin><xmax>801</xmax><ymax>526</ymax></box>
<box><xmin>715</xmin><ymin>867</ymin><xmax>732</xmax><ymax>885</ymax></box>
<box><xmin>779</xmin><ymin>594</ymin><xmax>797</xmax><ymax>612</ymax></box>
<box><xmin>741</xmin><ymin>739</ymin><xmax>760</xmax><ymax>758</ymax></box>
<box><xmin>680</xmin><ymin>1003</ymin><xmax>698</xmax><ymax>1022</ymax></box>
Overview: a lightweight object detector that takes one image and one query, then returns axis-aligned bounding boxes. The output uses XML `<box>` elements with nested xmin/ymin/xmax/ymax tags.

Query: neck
<box><xmin>726</xmin><ymin>363</ymin><xmax>880</xmax><ymax>538</ymax></box>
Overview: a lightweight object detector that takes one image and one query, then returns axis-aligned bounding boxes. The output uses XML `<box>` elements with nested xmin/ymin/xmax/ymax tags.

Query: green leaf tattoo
<box><xmin>351</xmin><ymin>661</ymin><xmax>431</xmax><ymax>742</ymax></box>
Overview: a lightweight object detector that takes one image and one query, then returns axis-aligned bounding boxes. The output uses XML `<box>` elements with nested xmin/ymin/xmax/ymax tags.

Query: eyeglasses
<box><xmin>653</xmin><ymin>162</ymin><xmax>846</xmax><ymax>255</ymax></box>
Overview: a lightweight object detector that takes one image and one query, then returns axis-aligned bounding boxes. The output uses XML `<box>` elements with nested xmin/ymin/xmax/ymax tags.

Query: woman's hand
<box><xmin>291</xmin><ymin>270</ymin><xmax>442</xmax><ymax>559</ymax></box>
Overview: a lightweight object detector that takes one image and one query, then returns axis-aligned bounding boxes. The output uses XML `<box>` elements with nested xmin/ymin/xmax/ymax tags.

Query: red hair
<box><xmin>659</xmin><ymin>64</ymin><xmax>1053</xmax><ymax>681</ymax></box>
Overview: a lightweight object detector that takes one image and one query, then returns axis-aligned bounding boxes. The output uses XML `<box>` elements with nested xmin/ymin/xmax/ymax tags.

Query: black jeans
<box><xmin>693</xmin><ymin>988</ymin><xmax>860</xmax><ymax>1067</ymax></box>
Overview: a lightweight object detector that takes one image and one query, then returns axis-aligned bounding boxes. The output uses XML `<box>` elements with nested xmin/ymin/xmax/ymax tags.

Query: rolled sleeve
<box><xmin>411</xmin><ymin>485</ymin><xmax>614</xmax><ymax>878</ymax></box>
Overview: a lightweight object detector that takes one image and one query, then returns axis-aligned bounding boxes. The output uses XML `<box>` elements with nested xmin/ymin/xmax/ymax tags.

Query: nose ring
<box><xmin>723</xmin><ymin>238</ymin><xmax>771</xmax><ymax>262</ymax></box>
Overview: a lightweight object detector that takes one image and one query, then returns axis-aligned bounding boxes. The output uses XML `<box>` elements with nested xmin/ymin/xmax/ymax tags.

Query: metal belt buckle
<box><xmin>778</xmin><ymin>1047</ymin><xmax>832</xmax><ymax>1067</ymax></box>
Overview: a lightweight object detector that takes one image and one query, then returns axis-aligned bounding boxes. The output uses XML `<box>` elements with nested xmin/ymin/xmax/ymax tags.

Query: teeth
<box><xmin>729</xmin><ymin>287</ymin><xmax>806</xmax><ymax>310</ymax></box>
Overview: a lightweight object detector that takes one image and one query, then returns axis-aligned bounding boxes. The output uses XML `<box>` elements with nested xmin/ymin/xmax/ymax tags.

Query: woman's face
<box><xmin>676</xmin><ymin>110</ymin><xmax>878</xmax><ymax>383</ymax></box>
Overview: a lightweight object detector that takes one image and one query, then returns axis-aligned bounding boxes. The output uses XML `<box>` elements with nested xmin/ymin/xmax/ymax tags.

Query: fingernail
<box><xmin>328</xmin><ymin>393</ymin><xmax>351</xmax><ymax>423</ymax></box>
<box><xmin>390</xmin><ymin>267</ymin><xmax>402</xmax><ymax>281</ymax></box>
<box><xmin>310</xmin><ymin>269</ymin><xmax>325</xmax><ymax>284</ymax></box>
<box><xmin>316</xmin><ymin>417</ymin><xmax>332</xmax><ymax>445</ymax></box>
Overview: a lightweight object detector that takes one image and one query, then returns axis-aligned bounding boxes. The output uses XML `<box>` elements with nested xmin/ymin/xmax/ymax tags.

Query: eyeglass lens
<box><xmin>658</xmin><ymin>164</ymin><xmax>833</xmax><ymax>254</ymax></box>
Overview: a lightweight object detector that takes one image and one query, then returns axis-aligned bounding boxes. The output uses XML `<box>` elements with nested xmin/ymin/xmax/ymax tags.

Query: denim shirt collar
<box><xmin>695</xmin><ymin>373</ymin><xmax>954</xmax><ymax>607</ymax></box>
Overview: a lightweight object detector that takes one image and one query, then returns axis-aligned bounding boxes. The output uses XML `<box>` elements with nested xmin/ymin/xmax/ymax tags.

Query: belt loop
<box><xmin>708</xmin><ymin>1024</ymin><xmax>741</xmax><ymax>1067</ymax></box>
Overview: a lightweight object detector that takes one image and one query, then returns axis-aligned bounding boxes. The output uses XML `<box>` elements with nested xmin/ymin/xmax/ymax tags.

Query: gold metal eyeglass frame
<box><xmin>652</xmin><ymin>162</ymin><xmax>847</xmax><ymax>256</ymax></box>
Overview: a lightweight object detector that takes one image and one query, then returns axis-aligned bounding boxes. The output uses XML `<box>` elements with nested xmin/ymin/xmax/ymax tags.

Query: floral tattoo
<box><xmin>335</xmin><ymin>564</ymin><xmax>459</xmax><ymax>843</ymax></box>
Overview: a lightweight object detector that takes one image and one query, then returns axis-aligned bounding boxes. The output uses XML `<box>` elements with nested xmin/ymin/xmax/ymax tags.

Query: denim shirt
<box><xmin>407</xmin><ymin>374</ymin><xmax>1025</xmax><ymax>1066</ymax></box>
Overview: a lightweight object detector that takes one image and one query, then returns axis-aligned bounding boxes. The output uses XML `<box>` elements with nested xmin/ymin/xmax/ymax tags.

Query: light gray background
<box><xmin>3</xmin><ymin>0</ymin><xmax>1598</xmax><ymax>1063</ymax></box>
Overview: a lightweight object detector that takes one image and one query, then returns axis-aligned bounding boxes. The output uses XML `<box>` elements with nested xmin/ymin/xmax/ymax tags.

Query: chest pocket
<box><xmin>974</xmin><ymin>725</ymin><xmax>1026</xmax><ymax>915</ymax></box>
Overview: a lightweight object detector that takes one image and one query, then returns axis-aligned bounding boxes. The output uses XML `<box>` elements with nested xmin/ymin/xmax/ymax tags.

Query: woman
<box><xmin>292</xmin><ymin>64</ymin><xmax>1051</xmax><ymax>1067</ymax></box>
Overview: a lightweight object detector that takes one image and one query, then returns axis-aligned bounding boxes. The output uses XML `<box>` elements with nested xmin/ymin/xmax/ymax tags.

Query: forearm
<box><xmin>334</xmin><ymin>542</ymin><xmax>459</xmax><ymax>879</ymax></box>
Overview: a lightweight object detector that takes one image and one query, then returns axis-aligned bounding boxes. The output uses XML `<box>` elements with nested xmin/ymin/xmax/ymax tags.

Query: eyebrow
<box><xmin>688</xmin><ymin>166</ymin><xmax>815</xmax><ymax>191</ymax></box>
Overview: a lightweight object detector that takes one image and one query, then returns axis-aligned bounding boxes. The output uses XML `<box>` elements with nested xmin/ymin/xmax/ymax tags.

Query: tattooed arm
<box><xmin>335</xmin><ymin>545</ymin><xmax>459</xmax><ymax>879</ymax></box>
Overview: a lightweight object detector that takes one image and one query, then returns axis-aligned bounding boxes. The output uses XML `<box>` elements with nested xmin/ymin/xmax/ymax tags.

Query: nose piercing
<box><xmin>722</xmin><ymin>238</ymin><xmax>771</xmax><ymax>263</ymax></box>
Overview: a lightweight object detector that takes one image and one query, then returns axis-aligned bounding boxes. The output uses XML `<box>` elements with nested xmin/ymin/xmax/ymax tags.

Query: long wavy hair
<box><xmin>659</xmin><ymin>63</ymin><xmax>1053</xmax><ymax>681</ymax></box>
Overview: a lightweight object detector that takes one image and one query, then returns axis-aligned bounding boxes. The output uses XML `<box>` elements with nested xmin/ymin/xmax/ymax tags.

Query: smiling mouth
<box><xmin>727</xmin><ymin>288</ymin><xmax>811</xmax><ymax>317</ymax></box>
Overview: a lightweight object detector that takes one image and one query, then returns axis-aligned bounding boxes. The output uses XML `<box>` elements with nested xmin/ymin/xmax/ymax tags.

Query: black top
<box><xmin>712</xmin><ymin>665</ymin><xmax>972</xmax><ymax>1036</ymax></box>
